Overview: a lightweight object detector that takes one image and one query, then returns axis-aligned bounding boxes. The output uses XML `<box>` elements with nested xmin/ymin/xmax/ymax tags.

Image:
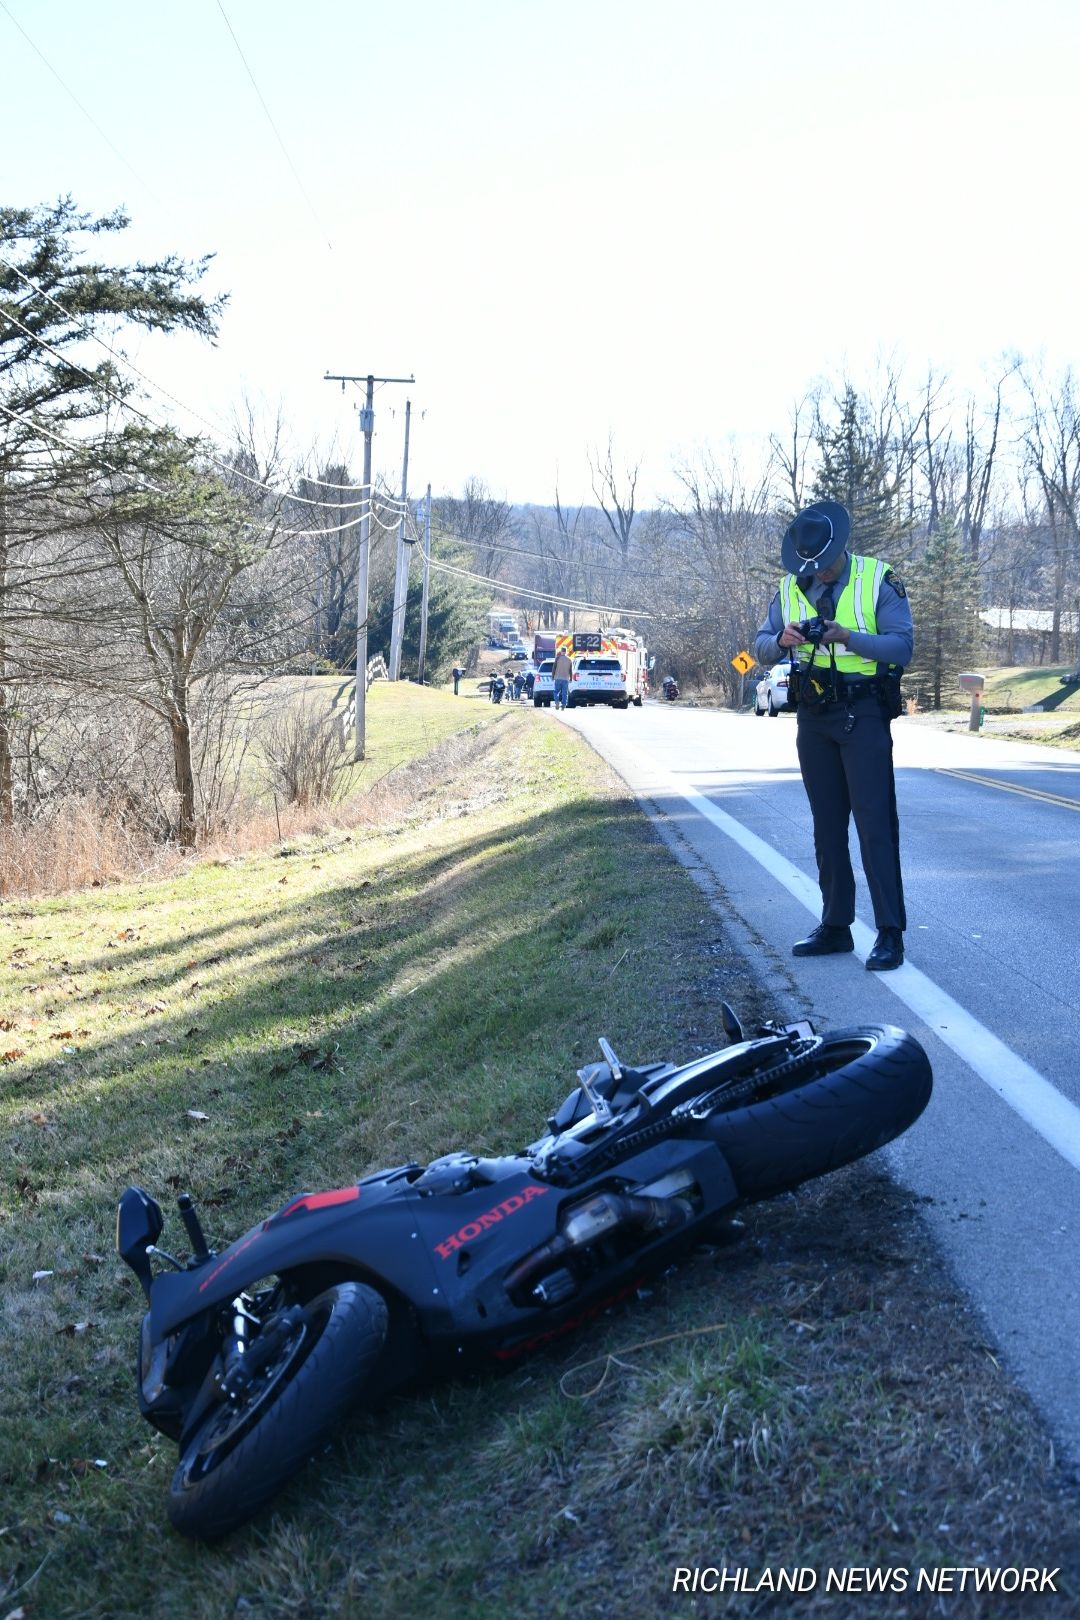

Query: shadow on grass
<box><xmin>2</xmin><ymin>794</ymin><xmax>732</xmax><ymax>1210</ymax></box>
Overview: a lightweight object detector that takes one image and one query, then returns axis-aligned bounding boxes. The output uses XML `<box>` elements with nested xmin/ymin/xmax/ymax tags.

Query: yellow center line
<box><xmin>936</xmin><ymin>767</ymin><xmax>1080</xmax><ymax>813</ymax></box>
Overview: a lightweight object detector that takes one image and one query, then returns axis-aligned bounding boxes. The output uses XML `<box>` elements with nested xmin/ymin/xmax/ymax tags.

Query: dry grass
<box><xmin>0</xmin><ymin>681</ymin><xmax>501</xmax><ymax>899</ymax></box>
<box><xmin>0</xmin><ymin>792</ymin><xmax>169</xmax><ymax>899</ymax></box>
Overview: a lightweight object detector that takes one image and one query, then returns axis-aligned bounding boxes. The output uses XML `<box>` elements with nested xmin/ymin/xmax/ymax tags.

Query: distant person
<box><xmin>552</xmin><ymin>647</ymin><xmax>572</xmax><ymax>711</ymax></box>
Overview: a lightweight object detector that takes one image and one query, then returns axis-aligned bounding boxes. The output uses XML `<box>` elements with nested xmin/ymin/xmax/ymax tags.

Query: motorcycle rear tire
<box><xmin>703</xmin><ymin>1025</ymin><xmax>931</xmax><ymax>1200</ymax></box>
<box><xmin>167</xmin><ymin>1280</ymin><xmax>387</xmax><ymax>1540</ymax></box>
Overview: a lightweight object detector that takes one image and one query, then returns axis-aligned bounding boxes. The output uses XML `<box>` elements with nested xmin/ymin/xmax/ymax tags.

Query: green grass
<box><xmin>1</xmin><ymin>704</ymin><xmax>1078</xmax><ymax>1619</ymax></box>
<box><xmin>939</xmin><ymin>665</ymin><xmax>1080</xmax><ymax>713</ymax></box>
<box><xmin>251</xmin><ymin>674</ymin><xmax>503</xmax><ymax>803</ymax></box>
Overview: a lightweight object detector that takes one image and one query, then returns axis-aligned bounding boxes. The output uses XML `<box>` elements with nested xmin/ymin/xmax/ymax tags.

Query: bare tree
<box><xmin>1020</xmin><ymin>365</ymin><xmax>1080</xmax><ymax>662</ymax></box>
<box><xmin>646</xmin><ymin>451</ymin><xmax>773</xmax><ymax>698</ymax></box>
<box><xmin>770</xmin><ymin>391</ymin><xmax>819</xmax><ymax>515</ymax></box>
<box><xmin>435</xmin><ymin>477</ymin><xmax>513</xmax><ymax>582</ymax></box>
<box><xmin>51</xmin><ymin>427</ymin><xmax>284</xmax><ymax>846</ymax></box>
<box><xmin>279</xmin><ymin>462</ymin><xmax>363</xmax><ymax>668</ymax></box>
<box><xmin>589</xmin><ymin>434</ymin><xmax>640</xmax><ymax>564</ymax></box>
<box><xmin>0</xmin><ymin>200</ymin><xmax>223</xmax><ymax>824</ymax></box>
<box><xmin>960</xmin><ymin>369</ymin><xmax>1012</xmax><ymax>561</ymax></box>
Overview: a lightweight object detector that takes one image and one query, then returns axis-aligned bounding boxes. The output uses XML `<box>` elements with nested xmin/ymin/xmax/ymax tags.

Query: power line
<box><xmin>0</xmin><ymin>0</ymin><xmax>157</xmax><ymax>201</ymax></box>
<box><xmin>0</xmin><ymin>255</ymin><xmax>408</xmax><ymax>505</ymax></box>
<box><xmin>0</xmin><ymin>268</ymin><xmax>409</xmax><ymax>515</ymax></box>
<box><xmin>439</xmin><ymin>530</ymin><xmax>656</xmax><ymax>579</ymax></box>
<box><xmin>1</xmin><ymin>252</ymin><xmax>238</xmax><ymax>443</ymax></box>
<box><xmin>0</xmin><ymin>398</ymin><xmax>172</xmax><ymax>501</ymax></box>
<box><xmin>0</xmin><ymin>398</ymin><xmax>400</xmax><ymax>542</ymax></box>
<box><xmin>0</xmin><ymin>299</ymin><xmax>343</xmax><ymax>505</ymax></box>
<box><xmin>215</xmin><ymin>0</ymin><xmax>333</xmax><ymax>253</ymax></box>
<box><xmin>424</xmin><ymin>553</ymin><xmax>654</xmax><ymax>621</ymax></box>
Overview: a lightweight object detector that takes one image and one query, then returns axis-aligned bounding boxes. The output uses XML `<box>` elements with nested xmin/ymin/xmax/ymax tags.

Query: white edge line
<box><xmin>615</xmin><ymin>739</ymin><xmax>1080</xmax><ymax>1177</ymax></box>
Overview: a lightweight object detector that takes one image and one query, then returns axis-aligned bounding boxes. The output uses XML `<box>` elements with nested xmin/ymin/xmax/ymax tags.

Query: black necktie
<box><xmin>817</xmin><ymin>588</ymin><xmax>835</xmax><ymax>620</ymax></box>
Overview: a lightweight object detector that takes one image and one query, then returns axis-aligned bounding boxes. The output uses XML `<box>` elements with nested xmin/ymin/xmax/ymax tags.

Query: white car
<box><xmin>755</xmin><ymin>662</ymin><xmax>792</xmax><ymax>716</ymax></box>
<box><xmin>533</xmin><ymin>658</ymin><xmax>555</xmax><ymax>706</ymax></box>
<box><xmin>568</xmin><ymin>656</ymin><xmax>629</xmax><ymax>709</ymax></box>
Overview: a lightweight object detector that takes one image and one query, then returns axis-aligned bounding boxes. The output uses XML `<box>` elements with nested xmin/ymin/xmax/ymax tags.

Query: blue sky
<box><xmin>4</xmin><ymin>0</ymin><xmax>1079</xmax><ymax>504</ymax></box>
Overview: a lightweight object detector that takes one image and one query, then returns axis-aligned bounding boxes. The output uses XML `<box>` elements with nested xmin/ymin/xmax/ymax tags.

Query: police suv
<box><xmin>568</xmin><ymin>655</ymin><xmax>629</xmax><ymax>709</ymax></box>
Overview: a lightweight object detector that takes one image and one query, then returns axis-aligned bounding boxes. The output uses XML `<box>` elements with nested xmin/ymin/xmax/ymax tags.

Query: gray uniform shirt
<box><xmin>754</xmin><ymin>552</ymin><xmax>914</xmax><ymax>671</ymax></box>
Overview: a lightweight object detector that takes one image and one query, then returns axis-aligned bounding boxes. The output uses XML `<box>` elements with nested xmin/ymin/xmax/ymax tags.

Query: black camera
<box><xmin>797</xmin><ymin>616</ymin><xmax>829</xmax><ymax>645</ymax></box>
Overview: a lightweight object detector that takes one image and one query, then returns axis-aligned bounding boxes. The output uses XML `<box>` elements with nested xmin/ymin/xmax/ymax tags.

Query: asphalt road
<box><xmin>560</xmin><ymin>699</ymin><xmax>1080</xmax><ymax>1469</ymax></box>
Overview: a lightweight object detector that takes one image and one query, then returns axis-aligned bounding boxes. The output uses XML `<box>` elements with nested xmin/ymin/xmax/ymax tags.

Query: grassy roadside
<box><xmin>975</xmin><ymin>666</ymin><xmax>1080</xmax><ymax>713</ymax></box>
<box><xmin>929</xmin><ymin>667</ymin><xmax>1080</xmax><ymax>751</ymax></box>
<box><xmin>287</xmin><ymin>675</ymin><xmax>507</xmax><ymax>792</ymax></box>
<box><xmin>2</xmin><ymin>706</ymin><xmax>1079</xmax><ymax>1619</ymax></box>
<box><xmin>895</xmin><ymin>667</ymin><xmax>1080</xmax><ymax>752</ymax></box>
<box><xmin>0</xmin><ymin>678</ymin><xmax>506</xmax><ymax>900</ymax></box>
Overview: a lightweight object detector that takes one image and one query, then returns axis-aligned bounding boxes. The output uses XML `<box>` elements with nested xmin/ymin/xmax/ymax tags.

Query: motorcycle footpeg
<box><xmin>531</xmin><ymin>1268</ymin><xmax>577</xmax><ymax>1306</ymax></box>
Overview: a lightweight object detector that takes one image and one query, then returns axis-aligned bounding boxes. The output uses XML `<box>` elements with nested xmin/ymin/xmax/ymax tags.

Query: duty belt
<box><xmin>796</xmin><ymin>671</ymin><xmax>888</xmax><ymax>707</ymax></box>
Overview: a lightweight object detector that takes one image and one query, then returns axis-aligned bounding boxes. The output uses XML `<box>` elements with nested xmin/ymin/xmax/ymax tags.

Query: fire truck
<box><xmin>533</xmin><ymin>628</ymin><xmax>652</xmax><ymax>708</ymax></box>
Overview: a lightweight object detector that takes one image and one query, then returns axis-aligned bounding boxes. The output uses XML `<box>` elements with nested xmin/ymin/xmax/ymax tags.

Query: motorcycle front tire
<box><xmin>703</xmin><ymin>1025</ymin><xmax>931</xmax><ymax>1201</ymax></box>
<box><xmin>167</xmin><ymin>1280</ymin><xmax>387</xmax><ymax>1540</ymax></box>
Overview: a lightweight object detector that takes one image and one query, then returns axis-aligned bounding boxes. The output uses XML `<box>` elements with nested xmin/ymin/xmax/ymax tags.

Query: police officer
<box><xmin>755</xmin><ymin>499</ymin><xmax>913</xmax><ymax>971</ymax></box>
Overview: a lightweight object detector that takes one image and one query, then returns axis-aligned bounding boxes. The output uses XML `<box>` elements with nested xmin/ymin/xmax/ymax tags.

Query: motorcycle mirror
<box><xmin>116</xmin><ymin>1186</ymin><xmax>164</xmax><ymax>1301</ymax></box>
<box><xmin>720</xmin><ymin>1002</ymin><xmax>744</xmax><ymax>1044</ymax></box>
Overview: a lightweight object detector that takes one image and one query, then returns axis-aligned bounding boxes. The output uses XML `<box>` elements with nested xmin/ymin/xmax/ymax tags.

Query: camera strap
<box><xmin>799</xmin><ymin>641</ymin><xmax>841</xmax><ymax>708</ymax></box>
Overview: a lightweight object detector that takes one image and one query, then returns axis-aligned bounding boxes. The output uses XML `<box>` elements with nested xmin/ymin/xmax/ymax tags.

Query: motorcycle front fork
<box><xmin>215</xmin><ymin>1297</ymin><xmax>306</xmax><ymax>1402</ymax></box>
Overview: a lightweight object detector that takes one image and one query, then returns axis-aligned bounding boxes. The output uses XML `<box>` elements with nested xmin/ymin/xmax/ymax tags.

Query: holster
<box><xmin>877</xmin><ymin>668</ymin><xmax>904</xmax><ymax>719</ymax></box>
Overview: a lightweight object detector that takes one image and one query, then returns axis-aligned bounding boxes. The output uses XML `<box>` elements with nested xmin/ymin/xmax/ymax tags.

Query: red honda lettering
<box><xmin>433</xmin><ymin>1183</ymin><xmax>549</xmax><ymax>1259</ymax></box>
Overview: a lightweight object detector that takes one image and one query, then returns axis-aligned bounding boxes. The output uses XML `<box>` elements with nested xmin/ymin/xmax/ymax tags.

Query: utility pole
<box><xmin>417</xmin><ymin>484</ymin><xmax>432</xmax><ymax>684</ymax></box>
<box><xmin>324</xmin><ymin>370</ymin><xmax>413</xmax><ymax>759</ymax></box>
<box><xmin>388</xmin><ymin>399</ymin><xmax>412</xmax><ymax>681</ymax></box>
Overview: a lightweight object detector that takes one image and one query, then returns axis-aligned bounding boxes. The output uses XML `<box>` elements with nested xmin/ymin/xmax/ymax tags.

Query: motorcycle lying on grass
<box><xmin>117</xmin><ymin>1008</ymin><xmax>932</xmax><ymax>1539</ymax></box>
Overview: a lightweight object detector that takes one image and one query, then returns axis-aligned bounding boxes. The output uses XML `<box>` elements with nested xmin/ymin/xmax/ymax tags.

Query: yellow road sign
<box><xmin>731</xmin><ymin>650</ymin><xmax>754</xmax><ymax>675</ymax></box>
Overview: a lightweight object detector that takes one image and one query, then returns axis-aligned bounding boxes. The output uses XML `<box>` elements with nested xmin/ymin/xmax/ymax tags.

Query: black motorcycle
<box><xmin>661</xmin><ymin>675</ymin><xmax>680</xmax><ymax>701</ymax></box>
<box><xmin>117</xmin><ymin>1010</ymin><xmax>931</xmax><ymax>1539</ymax></box>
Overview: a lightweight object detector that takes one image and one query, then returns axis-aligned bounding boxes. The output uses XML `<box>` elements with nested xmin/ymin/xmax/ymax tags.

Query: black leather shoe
<box><xmin>866</xmin><ymin>927</ymin><xmax>904</xmax><ymax>971</ymax></box>
<box><xmin>792</xmin><ymin>924</ymin><xmax>854</xmax><ymax>957</ymax></box>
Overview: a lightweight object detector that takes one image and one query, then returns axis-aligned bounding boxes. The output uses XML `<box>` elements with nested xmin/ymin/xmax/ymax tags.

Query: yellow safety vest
<box><xmin>779</xmin><ymin>554</ymin><xmax>888</xmax><ymax>677</ymax></box>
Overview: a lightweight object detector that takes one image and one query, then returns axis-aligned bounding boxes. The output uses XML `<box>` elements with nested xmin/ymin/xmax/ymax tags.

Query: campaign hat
<box><xmin>781</xmin><ymin>500</ymin><xmax>851</xmax><ymax>576</ymax></box>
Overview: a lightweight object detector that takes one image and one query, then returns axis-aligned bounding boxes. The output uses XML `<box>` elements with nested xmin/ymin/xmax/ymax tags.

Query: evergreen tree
<box><xmin>812</xmin><ymin>385</ymin><xmax>909</xmax><ymax>561</ymax></box>
<box><xmin>368</xmin><ymin>542</ymin><xmax>489</xmax><ymax>683</ymax></box>
<box><xmin>0</xmin><ymin>198</ymin><xmax>223</xmax><ymax>433</ymax></box>
<box><xmin>905</xmin><ymin>518</ymin><xmax>982</xmax><ymax>709</ymax></box>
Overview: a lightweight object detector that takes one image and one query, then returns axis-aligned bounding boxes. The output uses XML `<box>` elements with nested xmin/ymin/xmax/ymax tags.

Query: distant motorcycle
<box><xmin>117</xmin><ymin>1007</ymin><xmax>931</xmax><ymax>1539</ymax></box>
<box><xmin>661</xmin><ymin>676</ymin><xmax>680</xmax><ymax>701</ymax></box>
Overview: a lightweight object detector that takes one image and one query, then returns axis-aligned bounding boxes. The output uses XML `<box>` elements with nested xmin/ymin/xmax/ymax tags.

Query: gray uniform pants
<box><xmin>795</xmin><ymin>692</ymin><xmax>906</xmax><ymax>931</ymax></box>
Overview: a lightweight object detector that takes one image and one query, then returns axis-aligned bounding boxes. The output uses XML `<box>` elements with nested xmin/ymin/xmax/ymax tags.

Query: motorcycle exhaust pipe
<box><xmin>503</xmin><ymin>1189</ymin><xmax>692</xmax><ymax>1301</ymax></box>
<box><xmin>562</xmin><ymin>1190</ymin><xmax>686</xmax><ymax>1246</ymax></box>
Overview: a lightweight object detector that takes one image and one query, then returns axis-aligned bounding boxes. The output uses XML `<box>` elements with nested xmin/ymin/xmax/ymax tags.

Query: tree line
<box><xmin>439</xmin><ymin>369</ymin><xmax>1080</xmax><ymax>710</ymax></box>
